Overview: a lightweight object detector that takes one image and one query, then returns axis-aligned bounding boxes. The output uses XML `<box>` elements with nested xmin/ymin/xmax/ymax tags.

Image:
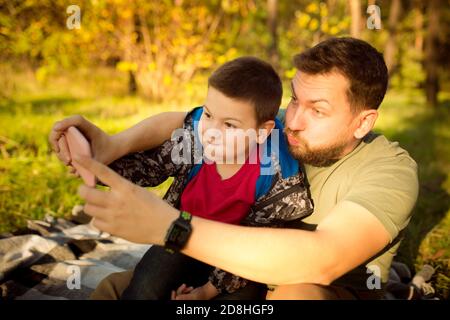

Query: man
<box><xmin>50</xmin><ymin>37</ymin><xmax>418</xmax><ymax>299</ymax></box>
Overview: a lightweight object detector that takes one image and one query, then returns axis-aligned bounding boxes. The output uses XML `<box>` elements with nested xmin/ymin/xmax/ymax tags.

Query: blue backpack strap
<box><xmin>187</xmin><ymin>163</ymin><xmax>202</xmax><ymax>183</ymax></box>
<box><xmin>186</xmin><ymin>106</ymin><xmax>204</xmax><ymax>184</ymax></box>
<box><xmin>191</xmin><ymin>106</ymin><xmax>204</xmax><ymax>146</ymax></box>
<box><xmin>275</xmin><ymin>117</ymin><xmax>299</xmax><ymax>178</ymax></box>
<box><xmin>255</xmin><ymin>117</ymin><xmax>299</xmax><ymax>200</ymax></box>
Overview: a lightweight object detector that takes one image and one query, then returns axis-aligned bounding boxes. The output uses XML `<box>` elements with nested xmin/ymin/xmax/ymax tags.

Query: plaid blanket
<box><xmin>0</xmin><ymin>206</ymin><xmax>150</xmax><ymax>300</ymax></box>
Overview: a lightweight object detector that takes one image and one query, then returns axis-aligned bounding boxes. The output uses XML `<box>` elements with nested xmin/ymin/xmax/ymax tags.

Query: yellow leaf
<box><xmin>163</xmin><ymin>75</ymin><xmax>172</xmax><ymax>86</ymax></box>
<box><xmin>285</xmin><ymin>68</ymin><xmax>297</xmax><ymax>79</ymax></box>
<box><xmin>297</xmin><ymin>13</ymin><xmax>311</xmax><ymax>28</ymax></box>
<box><xmin>116</xmin><ymin>61</ymin><xmax>138</xmax><ymax>72</ymax></box>
<box><xmin>309</xmin><ymin>18</ymin><xmax>319</xmax><ymax>31</ymax></box>
<box><xmin>320</xmin><ymin>2</ymin><xmax>328</xmax><ymax>17</ymax></box>
<box><xmin>330</xmin><ymin>26</ymin><xmax>339</xmax><ymax>35</ymax></box>
<box><xmin>306</xmin><ymin>3</ymin><xmax>319</xmax><ymax>14</ymax></box>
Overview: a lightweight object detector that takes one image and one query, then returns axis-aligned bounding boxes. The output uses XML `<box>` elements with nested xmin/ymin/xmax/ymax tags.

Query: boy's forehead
<box><xmin>205</xmin><ymin>88</ymin><xmax>257</xmax><ymax>121</ymax></box>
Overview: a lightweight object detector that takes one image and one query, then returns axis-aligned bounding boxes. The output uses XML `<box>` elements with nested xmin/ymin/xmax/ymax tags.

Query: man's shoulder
<box><xmin>341</xmin><ymin>132</ymin><xmax>419</xmax><ymax>204</ymax></box>
<box><xmin>308</xmin><ymin>132</ymin><xmax>419</xmax><ymax>192</ymax></box>
<box><xmin>357</xmin><ymin>132</ymin><xmax>417</xmax><ymax>170</ymax></box>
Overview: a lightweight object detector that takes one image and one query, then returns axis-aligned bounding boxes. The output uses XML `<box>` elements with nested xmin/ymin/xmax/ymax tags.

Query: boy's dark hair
<box><xmin>293</xmin><ymin>37</ymin><xmax>388</xmax><ymax>112</ymax></box>
<box><xmin>208</xmin><ymin>56</ymin><xmax>282</xmax><ymax>124</ymax></box>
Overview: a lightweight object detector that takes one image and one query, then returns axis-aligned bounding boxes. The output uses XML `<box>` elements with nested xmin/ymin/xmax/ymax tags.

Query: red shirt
<box><xmin>180</xmin><ymin>156</ymin><xmax>260</xmax><ymax>225</ymax></box>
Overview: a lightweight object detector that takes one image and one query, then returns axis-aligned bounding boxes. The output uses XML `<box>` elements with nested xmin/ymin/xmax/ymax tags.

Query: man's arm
<box><xmin>182</xmin><ymin>200</ymin><xmax>390</xmax><ymax>285</ymax></box>
<box><xmin>74</xmin><ymin>156</ymin><xmax>390</xmax><ymax>286</ymax></box>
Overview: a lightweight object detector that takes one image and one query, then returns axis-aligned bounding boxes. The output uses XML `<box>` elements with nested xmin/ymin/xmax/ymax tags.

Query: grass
<box><xmin>0</xmin><ymin>69</ymin><xmax>448</xmax><ymax>299</ymax></box>
<box><xmin>374</xmin><ymin>90</ymin><xmax>450</xmax><ymax>299</ymax></box>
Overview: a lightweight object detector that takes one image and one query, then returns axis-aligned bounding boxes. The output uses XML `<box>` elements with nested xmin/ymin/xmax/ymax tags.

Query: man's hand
<box><xmin>171</xmin><ymin>282</ymin><xmax>219</xmax><ymax>300</ymax></box>
<box><xmin>49</xmin><ymin>115</ymin><xmax>122</xmax><ymax>168</ymax></box>
<box><xmin>73</xmin><ymin>155</ymin><xmax>178</xmax><ymax>244</ymax></box>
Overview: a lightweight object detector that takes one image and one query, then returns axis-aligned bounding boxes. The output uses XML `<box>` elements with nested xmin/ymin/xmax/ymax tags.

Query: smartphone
<box><xmin>62</xmin><ymin>126</ymin><xmax>96</xmax><ymax>187</ymax></box>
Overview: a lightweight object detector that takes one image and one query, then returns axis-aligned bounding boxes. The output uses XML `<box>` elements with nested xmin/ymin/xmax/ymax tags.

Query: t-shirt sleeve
<box><xmin>342</xmin><ymin>155</ymin><xmax>419</xmax><ymax>242</ymax></box>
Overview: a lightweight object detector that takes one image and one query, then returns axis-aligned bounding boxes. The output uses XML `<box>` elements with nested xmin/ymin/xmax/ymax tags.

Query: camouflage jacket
<box><xmin>107</xmin><ymin>107</ymin><xmax>314</xmax><ymax>294</ymax></box>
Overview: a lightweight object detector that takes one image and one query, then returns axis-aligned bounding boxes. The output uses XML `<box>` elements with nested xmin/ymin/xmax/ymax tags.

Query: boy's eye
<box><xmin>204</xmin><ymin>112</ymin><xmax>211</xmax><ymax>119</ymax></box>
<box><xmin>224</xmin><ymin>122</ymin><xmax>236</xmax><ymax>129</ymax></box>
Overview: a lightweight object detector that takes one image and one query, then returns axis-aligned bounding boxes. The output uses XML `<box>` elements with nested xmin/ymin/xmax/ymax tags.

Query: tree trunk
<box><xmin>121</xmin><ymin>9</ymin><xmax>138</xmax><ymax>95</ymax></box>
<box><xmin>424</xmin><ymin>0</ymin><xmax>443</xmax><ymax>108</ymax></box>
<box><xmin>414</xmin><ymin>0</ymin><xmax>424</xmax><ymax>52</ymax></box>
<box><xmin>348</xmin><ymin>0</ymin><xmax>362</xmax><ymax>38</ymax></box>
<box><xmin>267</xmin><ymin>0</ymin><xmax>279</xmax><ymax>70</ymax></box>
<box><xmin>128</xmin><ymin>70</ymin><xmax>137</xmax><ymax>95</ymax></box>
<box><xmin>384</xmin><ymin>0</ymin><xmax>402</xmax><ymax>76</ymax></box>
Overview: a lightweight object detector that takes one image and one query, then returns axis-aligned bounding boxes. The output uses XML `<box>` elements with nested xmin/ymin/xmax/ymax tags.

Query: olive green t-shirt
<box><xmin>302</xmin><ymin>132</ymin><xmax>419</xmax><ymax>289</ymax></box>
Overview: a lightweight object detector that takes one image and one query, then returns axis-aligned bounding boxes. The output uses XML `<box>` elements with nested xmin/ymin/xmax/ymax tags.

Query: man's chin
<box><xmin>288</xmin><ymin>145</ymin><xmax>341</xmax><ymax>167</ymax></box>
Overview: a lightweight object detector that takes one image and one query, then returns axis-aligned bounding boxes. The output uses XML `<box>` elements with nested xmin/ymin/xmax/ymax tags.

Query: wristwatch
<box><xmin>164</xmin><ymin>211</ymin><xmax>193</xmax><ymax>253</ymax></box>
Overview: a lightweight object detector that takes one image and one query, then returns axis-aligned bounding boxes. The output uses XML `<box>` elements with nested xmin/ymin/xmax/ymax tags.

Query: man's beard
<box><xmin>284</xmin><ymin>128</ymin><xmax>347</xmax><ymax>167</ymax></box>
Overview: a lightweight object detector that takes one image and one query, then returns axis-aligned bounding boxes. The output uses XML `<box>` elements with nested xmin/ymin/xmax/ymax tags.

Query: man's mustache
<box><xmin>284</xmin><ymin>127</ymin><xmax>301</xmax><ymax>140</ymax></box>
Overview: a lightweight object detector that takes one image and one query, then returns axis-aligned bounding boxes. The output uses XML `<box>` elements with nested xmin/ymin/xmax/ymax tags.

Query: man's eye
<box><xmin>204</xmin><ymin>113</ymin><xmax>211</xmax><ymax>119</ymax></box>
<box><xmin>291</xmin><ymin>95</ymin><xmax>298</xmax><ymax>102</ymax></box>
<box><xmin>314</xmin><ymin>109</ymin><xmax>324</xmax><ymax>117</ymax></box>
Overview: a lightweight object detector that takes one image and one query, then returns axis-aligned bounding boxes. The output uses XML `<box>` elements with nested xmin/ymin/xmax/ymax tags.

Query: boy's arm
<box><xmin>50</xmin><ymin>112</ymin><xmax>186</xmax><ymax>167</ymax></box>
<box><xmin>105</xmin><ymin>139</ymin><xmax>181</xmax><ymax>187</ymax></box>
<box><xmin>111</xmin><ymin>112</ymin><xmax>187</xmax><ymax>158</ymax></box>
<box><xmin>105</xmin><ymin>109</ymin><xmax>198</xmax><ymax>186</ymax></box>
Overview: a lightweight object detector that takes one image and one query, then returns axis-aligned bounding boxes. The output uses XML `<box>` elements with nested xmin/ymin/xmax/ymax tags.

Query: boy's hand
<box><xmin>49</xmin><ymin>115</ymin><xmax>123</xmax><ymax>168</ymax></box>
<box><xmin>171</xmin><ymin>282</ymin><xmax>219</xmax><ymax>300</ymax></box>
<box><xmin>171</xmin><ymin>284</ymin><xmax>195</xmax><ymax>300</ymax></box>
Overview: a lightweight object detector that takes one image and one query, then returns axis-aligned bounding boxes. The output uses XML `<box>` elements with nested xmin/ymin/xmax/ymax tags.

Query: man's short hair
<box><xmin>293</xmin><ymin>37</ymin><xmax>388</xmax><ymax>112</ymax></box>
<box><xmin>208</xmin><ymin>56</ymin><xmax>282</xmax><ymax>124</ymax></box>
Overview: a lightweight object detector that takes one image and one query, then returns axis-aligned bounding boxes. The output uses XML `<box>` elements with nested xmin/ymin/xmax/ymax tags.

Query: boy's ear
<box><xmin>256</xmin><ymin>120</ymin><xmax>275</xmax><ymax>144</ymax></box>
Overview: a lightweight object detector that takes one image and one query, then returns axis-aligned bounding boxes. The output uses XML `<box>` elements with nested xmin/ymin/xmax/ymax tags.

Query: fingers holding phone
<box><xmin>60</xmin><ymin>126</ymin><xmax>96</xmax><ymax>187</ymax></box>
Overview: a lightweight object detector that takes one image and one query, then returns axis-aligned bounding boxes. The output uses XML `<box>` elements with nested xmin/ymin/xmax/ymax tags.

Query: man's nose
<box><xmin>287</xmin><ymin>106</ymin><xmax>306</xmax><ymax>131</ymax></box>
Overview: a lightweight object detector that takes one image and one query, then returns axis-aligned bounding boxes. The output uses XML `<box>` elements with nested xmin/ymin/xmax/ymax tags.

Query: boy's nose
<box><xmin>203</xmin><ymin>128</ymin><xmax>222</xmax><ymax>145</ymax></box>
<box><xmin>206</xmin><ymin>135</ymin><xmax>215</xmax><ymax>144</ymax></box>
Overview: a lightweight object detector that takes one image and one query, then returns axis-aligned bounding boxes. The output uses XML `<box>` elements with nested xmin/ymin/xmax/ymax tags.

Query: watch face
<box><xmin>167</xmin><ymin>222</ymin><xmax>190</xmax><ymax>244</ymax></box>
<box><xmin>167</xmin><ymin>225</ymin><xmax>180</xmax><ymax>242</ymax></box>
<box><xmin>165</xmin><ymin>214</ymin><xmax>192</xmax><ymax>252</ymax></box>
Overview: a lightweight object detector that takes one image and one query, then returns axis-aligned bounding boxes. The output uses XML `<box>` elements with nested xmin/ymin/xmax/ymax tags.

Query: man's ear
<box><xmin>354</xmin><ymin>109</ymin><xmax>378</xmax><ymax>139</ymax></box>
<box><xmin>256</xmin><ymin>120</ymin><xmax>275</xmax><ymax>144</ymax></box>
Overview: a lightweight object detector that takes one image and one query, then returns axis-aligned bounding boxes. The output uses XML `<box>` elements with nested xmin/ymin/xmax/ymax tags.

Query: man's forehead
<box><xmin>290</xmin><ymin>71</ymin><xmax>354</xmax><ymax>113</ymax></box>
<box><xmin>291</xmin><ymin>71</ymin><xmax>349</xmax><ymax>93</ymax></box>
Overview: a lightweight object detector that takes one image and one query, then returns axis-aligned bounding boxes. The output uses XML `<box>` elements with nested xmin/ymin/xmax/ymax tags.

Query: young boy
<box><xmin>106</xmin><ymin>57</ymin><xmax>314</xmax><ymax>300</ymax></box>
